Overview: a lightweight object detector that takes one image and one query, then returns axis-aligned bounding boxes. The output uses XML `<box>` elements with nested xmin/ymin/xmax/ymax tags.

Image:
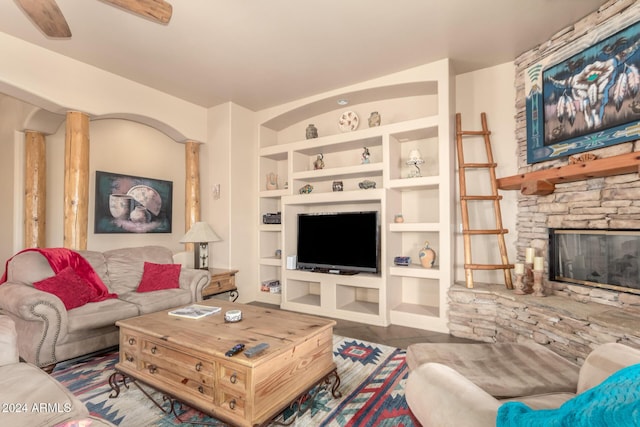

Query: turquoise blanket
<box><xmin>497</xmin><ymin>363</ymin><xmax>640</xmax><ymax>427</ymax></box>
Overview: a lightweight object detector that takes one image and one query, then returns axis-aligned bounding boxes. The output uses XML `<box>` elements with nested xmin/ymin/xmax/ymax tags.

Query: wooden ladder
<box><xmin>456</xmin><ymin>112</ymin><xmax>513</xmax><ymax>289</ymax></box>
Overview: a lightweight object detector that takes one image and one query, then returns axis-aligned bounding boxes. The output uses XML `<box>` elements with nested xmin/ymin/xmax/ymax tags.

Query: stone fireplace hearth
<box><xmin>447</xmin><ymin>283</ymin><xmax>640</xmax><ymax>364</ymax></box>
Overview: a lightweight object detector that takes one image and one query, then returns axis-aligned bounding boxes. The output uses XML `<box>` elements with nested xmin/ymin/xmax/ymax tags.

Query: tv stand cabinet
<box><xmin>257</xmin><ymin>59</ymin><xmax>454</xmax><ymax>332</ymax></box>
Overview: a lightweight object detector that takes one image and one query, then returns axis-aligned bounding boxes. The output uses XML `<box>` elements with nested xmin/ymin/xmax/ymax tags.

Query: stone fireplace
<box><xmin>447</xmin><ymin>0</ymin><xmax>640</xmax><ymax>363</ymax></box>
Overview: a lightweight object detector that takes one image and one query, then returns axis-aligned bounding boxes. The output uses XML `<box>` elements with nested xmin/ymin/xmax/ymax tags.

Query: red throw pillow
<box><xmin>137</xmin><ymin>262</ymin><xmax>181</xmax><ymax>293</ymax></box>
<box><xmin>33</xmin><ymin>266</ymin><xmax>98</xmax><ymax>310</ymax></box>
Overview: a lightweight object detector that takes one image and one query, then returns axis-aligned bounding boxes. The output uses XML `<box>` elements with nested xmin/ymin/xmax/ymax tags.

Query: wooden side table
<box><xmin>202</xmin><ymin>268</ymin><xmax>239</xmax><ymax>301</ymax></box>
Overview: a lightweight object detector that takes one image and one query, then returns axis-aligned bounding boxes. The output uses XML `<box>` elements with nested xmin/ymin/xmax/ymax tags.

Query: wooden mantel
<box><xmin>497</xmin><ymin>151</ymin><xmax>640</xmax><ymax>195</ymax></box>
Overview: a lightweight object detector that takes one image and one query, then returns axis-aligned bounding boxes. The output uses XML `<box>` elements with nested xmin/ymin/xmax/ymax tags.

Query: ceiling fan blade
<box><xmin>16</xmin><ymin>0</ymin><xmax>71</xmax><ymax>37</ymax></box>
<box><xmin>100</xmin><ymin>0</ymin><xmax>172</xmax><ymax>24</ymax></box>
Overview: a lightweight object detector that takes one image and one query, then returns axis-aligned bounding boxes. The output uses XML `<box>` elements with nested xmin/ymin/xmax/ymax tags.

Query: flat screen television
<box><xmin>296</xmin><ymin>211</ymin><xmax>380</xmax><ymax>274</ymax></box>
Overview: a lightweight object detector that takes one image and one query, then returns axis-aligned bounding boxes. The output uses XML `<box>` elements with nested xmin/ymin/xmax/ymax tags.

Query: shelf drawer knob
<box><xmin>229</xmin><ymin>373</ymin><xmax>237</xmax><ymax>384</ymax></box>
<box><xmin>195</xmin><ymin>362</ymin><xmax>202</xmax><ymax>372</ymax></box>
<box><xmin>148</xmin><ymin>364</ymin><xmax>157</xmax><ymax>374</ymax></box>
<box><xmin>229</xmin><ymin>399</ymin><xmax>236</xmax><ymax>410</ymax></box>
<box><xmin>198</xmin><ymin>385</ymin><xmax>204</xmax><ymax>394</ymax></box>
<box><xmin>151</xmin><ymin>346</ymin><xmax>157</xmax><ymax>354</ymax></box>
<box><xmin>126</xmin><ymin>355</ymin><xmax>134</xmax><ymax>363</ymax></box>
<box><xmin>128</xmin><ymin>338</ymin><xmax>136</xmax><ymax>345</ymax></box>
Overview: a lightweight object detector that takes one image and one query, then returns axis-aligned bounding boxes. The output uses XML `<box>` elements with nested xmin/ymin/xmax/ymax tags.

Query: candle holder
<box><xmin>525</xmin><ymin>262</ymin><xmax>534</xmax><ymax>294</ymax></box>
<box><xmin>513</xmin><ymin>273</ymin><xmax>526</xmax><ymax>295</ymax></box>
<box><xmin>533</xmin><ymin>270</ymin><xmax>545</xmax><ymax>297</ymax></box>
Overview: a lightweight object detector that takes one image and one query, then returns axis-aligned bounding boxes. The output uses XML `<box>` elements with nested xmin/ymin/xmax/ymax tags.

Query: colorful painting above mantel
<box><xmin>526</xmin><ymin>19</ymin><xmax>640</xmax><ymax>164</ymax></box>
<box><xmin>94</xmin><ymin>171</ymin><xmax>173</xmax><ymax>234</ymax></box>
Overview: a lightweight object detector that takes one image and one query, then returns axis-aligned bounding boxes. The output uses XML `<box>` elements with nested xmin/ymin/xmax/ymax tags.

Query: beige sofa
<box><xmin>0</xmin><ymin>315</ymin><xmax>116</xmax><ymax>427</ymax></box>
<box><xmin>405</xmin><ymin>342</ymin><xmax>640</xmax><ymax>427</ymax></box>
<box><xmin>0</xmin><ymin>246</ymin><xmax>210</xmax><ymax>368</ymax></box>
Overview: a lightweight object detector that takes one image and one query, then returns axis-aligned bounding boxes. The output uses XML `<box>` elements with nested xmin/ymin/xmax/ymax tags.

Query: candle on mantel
<box><xmin>514</xmin><ymin>263</ymin><xmax>525</xmax><ymax>275</ymax></box>
<box><xmin>525</xmin><ymin>248</ymin><xmax>535</xmax><ymax>264</ymax></box>
<box><xmin>534</xmin><ymin>256</ymin><xmax>544</xmax><ymax>271</ymax></box>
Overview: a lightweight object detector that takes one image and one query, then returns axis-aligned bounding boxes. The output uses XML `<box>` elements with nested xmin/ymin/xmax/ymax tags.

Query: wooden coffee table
<box><xmin>109</xmin><ymin>301</ymin><xmax>339</xmax><ymax>427</ymax></box>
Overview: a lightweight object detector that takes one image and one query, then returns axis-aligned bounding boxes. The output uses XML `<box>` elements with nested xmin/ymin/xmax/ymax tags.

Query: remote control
<box><xmin>225</xmin><ymin>343</ymin><xmax>245</xmax><ymax>357</ymax></box>
<box><xmin>244</xmin><ymin>342</ymin><xmax>270</xmax><ymax>358</ymax></box>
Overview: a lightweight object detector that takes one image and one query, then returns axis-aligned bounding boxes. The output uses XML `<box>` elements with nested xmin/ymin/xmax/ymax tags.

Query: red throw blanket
<box><xmin>0</xmin><ymin>248</ymin><xmax>117</xmax><ymax>301</ymax></box>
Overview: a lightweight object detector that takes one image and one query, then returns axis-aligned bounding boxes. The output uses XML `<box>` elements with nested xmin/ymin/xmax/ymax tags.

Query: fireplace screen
<box><xmin>549</xmin><ymin>229</ymin><xmax>640</xmax><ymax>295</ymax></box>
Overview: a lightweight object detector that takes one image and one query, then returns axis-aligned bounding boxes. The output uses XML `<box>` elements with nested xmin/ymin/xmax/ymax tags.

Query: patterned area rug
<box><xmin>52</xmin><ymin>335</ymin><xmax>419</xmax><ymax>426</ymax></box>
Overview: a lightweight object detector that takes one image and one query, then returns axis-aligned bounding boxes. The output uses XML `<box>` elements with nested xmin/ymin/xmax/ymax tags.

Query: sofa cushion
<box><xmin>118</xmin><ymin>288</ymin><xmax>192</xmax><ymax>314</ymax></box>
<box><xmin>0</xmin><ymin>362</ymin><xmax>89</xmax><ymax>427</ymax></box>
<box><xmin>103</xmin><ymin>246</ymin><xmax>175</xmax><ymax>294</ymax></box>
<box><xmin>67</xmin><ymin>298</ymin><xmax>140</xmax><ymax>332</ymax></box>
<box><xmin>77</xmin><ymin>250</ymin><xmax>111</xmax><ymax>291</ymax></box>
<box><xmin>137</xmin><ymin>262</ymin><xmax>181</xmax><ymax>292</ymax></box>
<box><xmin>33</xmin><ymin>267</ymin><xmax>97</xmax><ymax>310</ymax></box>
<box><xmin>406</xmin><ymin>343</ymin><xmax>580</xmax><ymax>398</ymax></box>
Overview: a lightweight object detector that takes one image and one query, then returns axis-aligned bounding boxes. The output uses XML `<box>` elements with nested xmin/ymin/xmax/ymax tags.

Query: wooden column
<box><xmin>63</xmin><ymin>111</ymin><xmax>90</xmax><ymax>250</ymax></box>
<box><xmin>24</xmin><ymin>131</ymin><xmax>46</xmax><ymax>248</ymax></box>
<box><xmin>185</xmin><ymin>140</ymin><xmax>201</xmax><ymax>250</ymax></box>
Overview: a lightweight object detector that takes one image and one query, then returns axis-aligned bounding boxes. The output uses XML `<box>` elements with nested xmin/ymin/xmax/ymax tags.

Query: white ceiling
<box><xmin>0</xmin><ymin>0</ymin><xmax>606</xmax><ymax>111</ymax></box>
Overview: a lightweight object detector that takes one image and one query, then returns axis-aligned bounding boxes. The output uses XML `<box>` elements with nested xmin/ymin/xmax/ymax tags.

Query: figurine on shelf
<box><xmin>358</xmin><ymin>179</ymin><xmax>376</xmax><ymax>189</ymax></box>
<box><xmin>299</xmin><ymin>184</ymin><xmax>313</xmax><ymax>194</ymax></box>
<box><xmin>361</xmin><ymin>146</ymin><xmax>370</xmax><ymax>164</ymax></box>
<box><xmin>314</xmin><ymin>154</ymin><xmax>325</xmax><ymax>170</ymax></box>
<box><xmin>368</xmin><ymin>111</ymin><xmax>381</xmax><ymax>127</ymax></box>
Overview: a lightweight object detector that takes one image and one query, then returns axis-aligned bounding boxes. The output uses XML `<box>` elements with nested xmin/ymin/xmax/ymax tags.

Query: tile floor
<box><xmin>249</xmin><ymin>302</ymin><xmax>478</xmax><ymax>349</ymax></box>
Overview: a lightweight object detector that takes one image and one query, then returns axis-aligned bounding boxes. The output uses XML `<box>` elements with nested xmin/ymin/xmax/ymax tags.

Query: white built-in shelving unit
<box><xmin>256</xmin><ymin>59</ymin><xmax>454</xmax><ymax>332</ymax></box>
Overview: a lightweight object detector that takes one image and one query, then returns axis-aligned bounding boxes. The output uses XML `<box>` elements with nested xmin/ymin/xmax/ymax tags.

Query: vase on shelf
<box><xmin>306</xmin><ymin>124</ymin><xmax>318</xmax><ymax>139</ymax></box>
<box><xmin>418</xmin><ymin>241</ymin><xmax>436</xmax><ymax>268</ymax></box>
<box><xmin>266</xmin><ymin>173</ymin><xmax>278</xmax><ymax>190</ymax></box>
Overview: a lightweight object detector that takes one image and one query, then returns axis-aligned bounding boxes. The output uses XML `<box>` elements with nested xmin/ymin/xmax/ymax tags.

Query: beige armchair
<box><xmin>406</xmin><ymin>342</ymin><xmax>640</xmax><ymax>427</ymax></box>
<box><xmin>0</xmin><ymin>315</ymin><xmax>116</xmax><ymax>427</ymax></box>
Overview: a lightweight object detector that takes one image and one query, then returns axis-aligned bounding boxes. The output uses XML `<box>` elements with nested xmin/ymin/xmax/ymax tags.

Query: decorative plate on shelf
<box><xmin>338</xmin><ymin>111</ymin><xmax>359</xmax><ymax>132</ymax></box>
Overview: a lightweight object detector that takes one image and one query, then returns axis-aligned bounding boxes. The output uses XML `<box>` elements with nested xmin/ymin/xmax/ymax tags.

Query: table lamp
<box><xmin>179</xmin><ymin>222</ymin><xmax>221</xmax><ymax>269</ymax></box>
<box><xmin>406</xmin><ymin>149</ymin><xmax>425</xmax><ymax>178</ymax></box>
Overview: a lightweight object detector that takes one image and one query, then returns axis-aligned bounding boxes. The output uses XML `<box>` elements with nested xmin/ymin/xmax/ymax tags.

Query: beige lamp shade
<box><xmin>179</xmin><ymin>222</ymin><xmax>221</xmax><ymax>244</ymax></box>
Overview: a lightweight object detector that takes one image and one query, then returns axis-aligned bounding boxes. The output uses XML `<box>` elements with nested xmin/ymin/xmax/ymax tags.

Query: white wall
<box><xmin>206</xmin><ymin>104</ymin><xmax>232</xmax><ymax>268</ymax></box>
<box><xmin>43</xmin><ymin>118</ymin><xmax>188</xmax><ymax>252</ymax></box>
<box><xmin>0</xmin><ymin>96</ymin><xmax>37</xmax><ymax>263</ymax></box>
<box><xmin>0</xmin><ymin>32</ymin><xmax>207</xmax><ymax>143</ymax></box>
<box><xmin>205</xmin><ymin>102</ymin><xmax>258</xmax><ymax>302</ymax></box>
<box><xmin>229</xmin><ymin>104</ymin><xmax>258</xmax><ymax>302</ymax></box>
<box><xmin>454</xmin><ymin>62</ymin><xmax>518</xmax><ymax>285</ymax></box>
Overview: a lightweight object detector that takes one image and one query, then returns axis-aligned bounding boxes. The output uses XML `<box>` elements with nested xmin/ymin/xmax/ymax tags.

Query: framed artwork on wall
<box><xmin>94</xmin><ymin>171</ymin><xmax>173</xmax><ymax>234</ymax></box>
<box><xmin>525</xmin><ymin>19</ymin><xmax>640</xmax><ymax>164</ymax></box>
